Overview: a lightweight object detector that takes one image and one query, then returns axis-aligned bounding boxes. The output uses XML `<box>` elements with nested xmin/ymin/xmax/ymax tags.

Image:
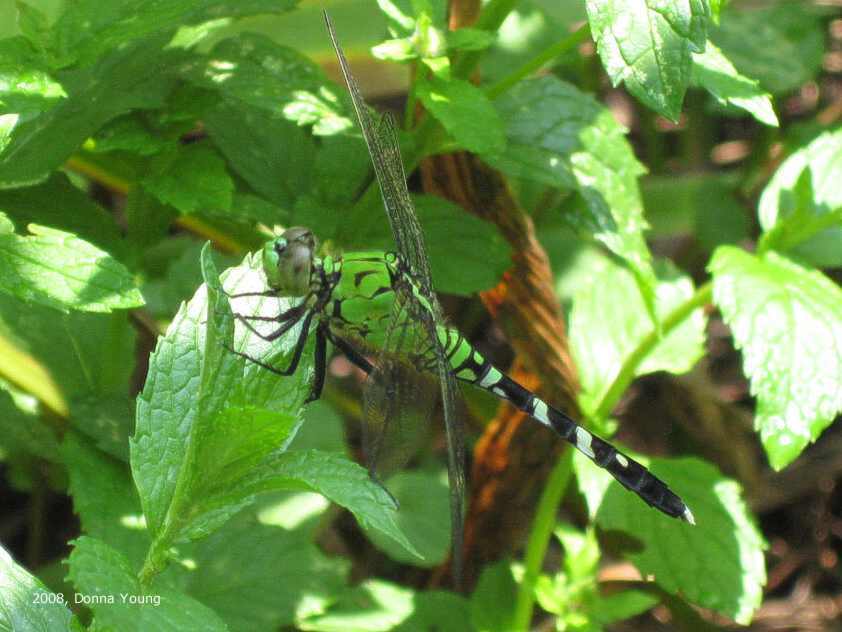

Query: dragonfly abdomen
<box><xmin>443</xmin><ymin>331</ymin><xmax>694</xmax><ymax>524</ymax></box>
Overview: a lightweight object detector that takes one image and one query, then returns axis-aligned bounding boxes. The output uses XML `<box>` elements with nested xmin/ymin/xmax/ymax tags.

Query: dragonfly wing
<box><xmin>371</xmin><ymin>284</ymin><xmax>465</xmax><ymax>581</ymax></box>
<box><xmin>326</xmin><ymin>11</ymin><xmax>466</xmax><ymax>584</ymax></box>
<box><xmin>360</xmin><ymin>299</ymin><xmax>437</xmax><ymax>480</ymax></box>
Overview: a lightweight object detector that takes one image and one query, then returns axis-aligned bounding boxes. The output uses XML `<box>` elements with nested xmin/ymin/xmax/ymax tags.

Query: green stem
<box><xmin>485</xmin><ymin>25</ymin><xmax>590</xmax><ymax>99</ymax></box>
<box><xmin>138</xmin><ymin>535</ymin><xmax>170</xmax><ymax>586</ymax></box>
<box><xmin>513</xmin><ymin>449</ymin><xmax>574</xmax><ymax>630</ymax></box>
<box><xmin>595</xmin><ymin>281</ymin><xmax>713</xmax><ymax>420</ymax></box>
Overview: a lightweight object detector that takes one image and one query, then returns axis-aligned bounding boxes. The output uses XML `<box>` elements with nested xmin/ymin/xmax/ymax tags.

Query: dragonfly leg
<box><xmin>328</xmin><ymin>332</ymin><xmax>373</xmax><ymax>375</ymax></box>
<box><xmin>225</xmin><ymin>289</ymin><xmax>281</xmax><ymax>299</ymax></box>
<box><xmin>233</xmin><ymin>303</ymin><xmax>307</xmax><ymax>343</ymax></box>
<box><xmin>305</xmin><ymin>326</ymin><xmax>328</xmax><ymax>403</ymax></box>
<box><xmin>226</xmin><ymin>310</ymin><xmax>315</xmax><ymax>376</ymax></box>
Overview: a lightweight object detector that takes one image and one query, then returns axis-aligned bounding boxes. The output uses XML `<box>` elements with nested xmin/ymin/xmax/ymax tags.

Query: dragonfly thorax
<box><xmin>261</xmin><ymin>227</ymin><xmax>317</xmax><ymax>297</ymax></box>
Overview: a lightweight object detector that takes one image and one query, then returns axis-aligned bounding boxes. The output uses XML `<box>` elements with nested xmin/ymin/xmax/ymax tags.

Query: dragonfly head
<box><xmin>262</xmin><ymin>227</ymin><xmax>317</xmax><ymax>296</ymax></box>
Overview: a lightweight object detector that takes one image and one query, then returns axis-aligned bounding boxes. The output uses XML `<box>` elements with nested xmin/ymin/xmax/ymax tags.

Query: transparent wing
<box><xmin>326</xmin><ymin>15</ymin><xmax>433</xmax><ymax>296</ymax></box>
<box><xmin>326</xmin><ymin>12</ymin><xmax>466</xmax><ymax>583</ymax></box>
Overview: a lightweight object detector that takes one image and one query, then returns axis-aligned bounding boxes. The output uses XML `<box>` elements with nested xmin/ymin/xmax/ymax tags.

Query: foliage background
<box><xmin>0</xmin><ymin>0</ymin><xmax>841</xmax><ymax>630</ymax></box>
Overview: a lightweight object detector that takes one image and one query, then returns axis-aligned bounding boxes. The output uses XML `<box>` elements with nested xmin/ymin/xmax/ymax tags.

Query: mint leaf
<box><xmin>0</xmin><ymin>37</ymin><xmax>65</xmax><ymax>128</ymax></box>
<box><xmin>67</xmin><ymin>537</ymin><xmax>228</xmax><ymax>631</ymax></box>
<box><xmin>586</xmin><ymin>0</ymin><xmax>710</xmax><ymax>120</ymax></box>
<box><xmin>691</xmin><ymin>41</ymin><xmax>778</xmax><ymax>127</ymax></box>
<box><xmin>0</xmin><ymin>172</ymin><xmax>124</xmax><ymax>254</ymax></box>
<box><xmin>0</xmin><ymin>385</ymin><xmax>61</xmax><ymax>461</ymax></box>
<box><xmin>412</xmin><ymin>194</ymin><xmax>510</xmax><ymax>296</ymax></box>
<box><xmin>710</xmin><ymin>247</ymin><xmax>842</xmax><ymax>470</ymax></box>
<box><xmin>300</xmin><ymin>579</ymin><xmax>415</xmax><ymax>631</ymax></box>
<box><xmin>0</xmin><ymin>543</ymin><xmax>75</xmax><ymax>631</ymax></box>
<box><xmin>228</xmin><ymin>449</ymin><xmax>419</xmax><ymax>560</ymax></box>
<box><xmin>205</xmin><ymin>101</ymin><xmax>315</xmax><ymax>210</ymax></box>
<box><xmin>570</xmin><ymin>255</ymin><xmax>706</xmax><ymax>412</ymax></box>
<box><xmin>143</xmin><ymin>142</ymin><xmax>233</xmax><ymax>215</ymax></box>
<box><xmin>52</xmin><ymin>0</ymin><xmax>295</xmax><ymax>67</ymax></box>
<box><xmin>0</xmin><ymin>221</ymin><xmax>143</xmax><ymax>312</ymax></box>
<box><xmin>416</xmin><ymin>74</ymin><xmax>505</xmax><ymax>155</ymax></box>
<box><xmin>131</xmin><ymin>245</ymin><xmax>310</xmax><ymax>543</ymax></box>
<box><xmin>487</xmin><ymin>76</ymin><xmax>655</xmax><ymax>291</ymax></box>
<box><xmin>181</xmin><ymin>33</ymin><xmax>348</xmax><ymax>135</ymax></box>
<box><xmin>178</xmin><ymin>510</ymin><xmax>347</xmax><ymax>630</ymax></box>
<box><xmin>575</xmin><ymin>454</ymin><xmax>765</xmax><ymax>624</ymax></box>
<box><xmin>758</xmin><ymin>129</ymin><xmax>842</xmax><ymax>267</ymax></box>
<box><xmin>710</xmin><ymin>4</ymin><xmax>824</xmax><ymax>94</ymax></box>
<box><xmin>470</xmin><ymin>561</ymin><xmax>518</xmax><ymax>632</ymax></box>
<box><xmin>63</xmin><ymin>432</ymin><xmax>149</xmax><ymax>568</ymax></box>
<box><xmin>446</xmin><ymin>28</ymin><xmax>495</xmax><ymax>52</ymax></box>
<box><xmin>365</xmin><ymin>470</ymin><xmax>450</xmax><ymax>566</ymax></box>
<box><xmin>0</xmin><ymin>41</ymin><xmax>180</xmax><ymax>188</ymax></box>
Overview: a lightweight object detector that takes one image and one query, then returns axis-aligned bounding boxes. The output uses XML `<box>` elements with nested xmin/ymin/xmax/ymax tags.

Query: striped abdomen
<box><xmin>439</xmin><ymin>327</ymin><xmax>694</xmax><ymax>523</ymax></box>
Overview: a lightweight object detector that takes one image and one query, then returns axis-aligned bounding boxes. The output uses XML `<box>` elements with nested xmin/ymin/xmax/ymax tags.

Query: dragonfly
<box><xmin>226</xmin><ymin>12</ymin><xmax>694</xmax><ymax>583</ymax></box>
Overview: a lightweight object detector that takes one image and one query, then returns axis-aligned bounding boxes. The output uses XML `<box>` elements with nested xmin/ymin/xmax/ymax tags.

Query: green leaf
<box><xmin>0</xmin><ymin>220</ymin><xmax>143</xmax><ymax>312</ymax></box>
<box><xmin>446</xmin><ymin>28</ymin><xmax>495</xmax><ymax>52</ymax></box>
<box><xmin>575</xmin><ymin>455</ymin><xmax>765</xmax><ymax>625</ymax></box>
<box><xmin>181</xmin><ymin>33</ymin><xmax>348</xmax><ymax>135</ymax></box>
<box><xmin>130</xmin><ymin>245</ymin><xmax>310</xmax><ymax>543</ymax></box>
<box><xmin>225</xmin><ymin>449</ymin><xmax>419</xmax><ymax>560</ymax></box>
<box><xmin>642</xmin><ymin>173</ymin><xmax>749</xmax><ymax>251</ymax></box>
<box><xmin>586</xmin><ymin>0</ymin><xmax>710</xmax><ymax>120</ymax></box>
<box><xmin>365</xmin><ymin>470</ymin><xmax>450</xmax><ymax>566</ymax></box>
<box><xmin>555</xmin><ymin>524</ymin><xmax>599</xmax><ymax>580</ymax></box>
<box><xmin>0</xmin><ymin>37</ymin><xmax>65</xmax><ymax>126</ymax></box>
<box><xmin>0</xmin><ymin>384</ymin><xmax>61</xmax><ymax>461</ymax></box>
<box><xmin>62</xmin><ymin>432</ymin><xmax>149</xmax><ymax>568</ymax></box>
<box><xmin>469</xmin><ymin>561</ymin><xmax>518</xmax><ymax>632</ymax></box>
<box><xmin>0</xmin><ymin>212</ymin><xmax>13</xmax><ymax>233</ymax></box>
<box><xmin>0</xmin><ymin>543</ymin><xmax>75</xmax><ymax>631</ymax></box>
<box><xmin>710</xmin><ymin>4</ymin><xmax>825</xmax><ymax>95</ymax></box>
<box><xmin>0</xmin><ymin>39</ymin><xmax>181</xmax><ymax>188</ymax></box>
<box><xmin>0</xmin><ymin>293</ymin><xmax>136</xmax><ymax>409</ymax></box>
<box><xmin>52</xmin><ymin>0</ymin><xmax>296</xmax><ymax>67</ymax></box>
<box><xmin>176</xmin><ymin>510</ymin><xmax>348</xmax><ymax>631</ymax></box>
<box><xmin>570</xmin><ymin>254</ymin><xmax>706</xmax><ymax>412</ymax></box>
<box><xmin>143</xmin><ymin>142</ymin><xmax>233</xmax><ymax>215</ymax></box>
<box><xmin>592</xmin><ymin>590</ymin><xmax>660</xmax><ymax>625</ymax></box>
<box><xmin>372</xmin><ymin>37</ymin><xmax>418</xmax><ymax>62</ymax></box>
<box><xmin>487</xmin><ymin>76</ymin><xmax>655</xmax><ymax>289</ymax></box>
<box><xmin>67</xmin><ymin>536</ymin><xmax>229</xmax><ymax>632</ymax></box>
<box><xmin>758</xmin><ymin>129</ymin><xmax>842</xmax><ymax>267</ymax></box>
<box><xmin>393</xmin><ymin>591</ymin><xmax>469</xmax><ymax>632</ymax></box>
<box><xmin>299</xmin><ymin>579</ymin><xmax>416</xmax><ymax>632</ymax></box>
<box><xmin>691</xmin><ymin>41</ymin><xmax>778</xmax><ymax>127</ymax></box>
<box><xmin>88</xmin><ymin>114</ymin><xmax>174</xmax><ymax>156</ymax></box>
<box><xmin>710</xmin><ymin>247</ymin><xmax>842</xmax><ymax>470</ymax></box>
<box><xmin>412</xmin><ymin>195</ymin><xmax>510</xmax><ymax>296</ymax></box>
<box><xmin>416</xmin><ymin>74</ymin><xmax>505</xmax><ymax>155</ymax></box>
<box><xmin>0</xmin><ymin>172</ymin><xmax>125</xmax><ymax>255</ymax></box>
<box><xmin>205</xmin><ymin>101</ymin><xmax>316</xmax><ymax>210</ymax></box>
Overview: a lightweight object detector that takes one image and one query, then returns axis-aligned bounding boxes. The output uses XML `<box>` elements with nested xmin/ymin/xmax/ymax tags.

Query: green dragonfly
<box><xmin>226</xmin><ymin>13</ymin><xmax>694</xmax><ymax>581</ymax></box>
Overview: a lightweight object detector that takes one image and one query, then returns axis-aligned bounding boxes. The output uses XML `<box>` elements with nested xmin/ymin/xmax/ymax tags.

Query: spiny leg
<box><xmin>227</xmin><ymin>309</ymin><xmax>315</xmax><ymax>377</ymax></box>
<box><xmin>225</xmin><ymin>289</ymin><xmax>281</xmax><ymax>299</ymax></box>
<box><xmin>328</xmin><ymin>331</ymin><xmax>374</xmax><ymax>375</ymax></box>
<box><xmin>233</xmin><ymin>303</ymin><xmax>307</xmax><ymax>344</ymax></box>
<box><xmin>305</xmin><ymin>326</ymin><xmax>328</xmax><ymax>403</ymax></box>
